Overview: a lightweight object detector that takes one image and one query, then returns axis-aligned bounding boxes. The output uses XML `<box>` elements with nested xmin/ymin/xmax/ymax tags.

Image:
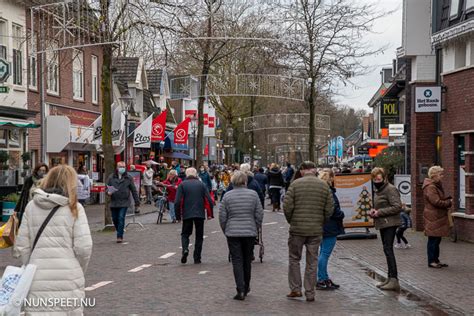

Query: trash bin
<box><xmin>2</xmin><ymin>201</ymin><xmax>15</xmax><ymax>222</ymax></box>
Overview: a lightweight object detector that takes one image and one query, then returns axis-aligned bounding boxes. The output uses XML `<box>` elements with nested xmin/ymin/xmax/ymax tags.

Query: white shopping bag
<box><xmin>280</xmin><ymin>188</ymin><xmax>286</xmax><ymax>205</ymax></box>
<box><xmin>0</xmin><ymin>264</ymin><xmax>37</xmax><ymax>316</ymax></box>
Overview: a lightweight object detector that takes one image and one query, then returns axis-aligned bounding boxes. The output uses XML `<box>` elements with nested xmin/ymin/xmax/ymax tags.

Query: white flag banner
<box><xmin>208</xmin><ymin>106</ymin><xmax>215</xmax><ymax>137</ymax></box>
<box><xmin>92</xmin><ymin>103</ymin><xmax>124</xmax><ymax>145</ymax></box>
<box><xmin>133</xmin><ymin>114</ymin><xmax>153</xmax><ymax>148</ymax></box>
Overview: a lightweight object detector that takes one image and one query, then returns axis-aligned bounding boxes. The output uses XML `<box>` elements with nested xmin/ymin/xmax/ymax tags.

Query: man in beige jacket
<box><xmin>283</xmin><ymin>161</ymin><xmax>333</xmax><ymax>302</ymax></box>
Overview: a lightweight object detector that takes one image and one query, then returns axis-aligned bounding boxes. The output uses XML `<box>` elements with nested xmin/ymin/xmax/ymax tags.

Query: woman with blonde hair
<box><xmin>316</xmin><ymin>169</ymin><xmax>345</xmax><ymax>290</ymax></box>
<box><xmin>423</xmin><ymin>166</ymin><xmax>452</xmax><ymax>268</ymax></box>
<box><xmin>370</xmin><ymin>167</ymin><xmax>402</xmax><ymax>291</ymax></box>
<box><xmin>14</xmin><ymin>165</ymin><xmax>93</xmax><ymax>315</ymax></box>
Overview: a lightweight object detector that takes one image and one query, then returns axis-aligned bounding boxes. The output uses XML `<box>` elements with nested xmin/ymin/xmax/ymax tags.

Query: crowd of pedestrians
<box><xmin>2</xmin><ymin>157</ymin><xmax>455</xmax><ymax>313</ymax></box>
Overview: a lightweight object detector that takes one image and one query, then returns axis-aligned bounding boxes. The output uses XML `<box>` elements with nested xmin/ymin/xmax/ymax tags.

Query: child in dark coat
<box><xmin>395</xmin><ymin>204</ymin><xmax>412</xmax><ymax>249</ymax></box>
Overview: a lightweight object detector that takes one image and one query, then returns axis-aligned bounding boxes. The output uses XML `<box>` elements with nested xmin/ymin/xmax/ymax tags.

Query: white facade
<box><xmin>0</xmin><ymin>1</ymin><xmax>27</xmax><ymax>109</ymax></box>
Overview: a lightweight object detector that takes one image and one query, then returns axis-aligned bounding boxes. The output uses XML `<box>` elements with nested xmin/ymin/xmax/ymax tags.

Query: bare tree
<box><xmin>280</xmin><ymin>0</ymin><xmax>387</xmax><ymax>161</ymax></box>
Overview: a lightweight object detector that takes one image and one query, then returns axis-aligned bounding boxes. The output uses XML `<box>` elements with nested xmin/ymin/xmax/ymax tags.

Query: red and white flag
<box><xmin>173</xmin><ymin>118</ymin><xmax>191</xmax><ymax>144</ymax></box>
<box><xmin>151</xmin><ymin>110</ymin><xmax>167</xmax><ymax>142</ymax></box>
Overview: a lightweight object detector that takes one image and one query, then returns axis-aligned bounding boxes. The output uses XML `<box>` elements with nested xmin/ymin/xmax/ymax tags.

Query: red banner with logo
<box><xmin>209</xmin><ymin>117</ymin><xmax>215</xmax><ymax>128</ymax></box>
<box><xmin>151</xmin><ymin>110</ymin><xmax>167</xmax><ymax>142</ymax></box>
<box><xmin>185</xmin><ymin>110</ymin><xmax>197</xmax><ymax>119</ymax></box>
<box><xmin>173</xmin><ymin>118</ymin><xmax>191</xmax><ymax>144</ymax></box>
<box><xmin>204</xmin><ymin>113</ymin><xmax>209</xmax><ymax>126</ymax></box>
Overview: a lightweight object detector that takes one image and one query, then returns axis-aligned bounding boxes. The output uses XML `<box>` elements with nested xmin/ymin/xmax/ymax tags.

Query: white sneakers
<box><xmin>394</xmin><ymin>243</ymin><xmax>412</xmax><ymax>249</ymax></box>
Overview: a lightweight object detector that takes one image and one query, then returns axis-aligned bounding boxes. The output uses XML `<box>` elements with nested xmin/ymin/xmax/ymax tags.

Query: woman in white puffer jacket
<box><xmin>14</xmin><ymin>165</ymin><xmax>93</xmax><ymax>315</ymax></box>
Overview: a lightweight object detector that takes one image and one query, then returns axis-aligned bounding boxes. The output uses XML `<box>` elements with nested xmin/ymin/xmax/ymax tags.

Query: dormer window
<box><xmin>450</xmin><ymin>0</ymin><xmax>460</xmax><ymax>19</ymax></box>
<box><xmin>466</xmin><ymin>0</ymin><xmax>474</xmax><ymax>11</ymax></box>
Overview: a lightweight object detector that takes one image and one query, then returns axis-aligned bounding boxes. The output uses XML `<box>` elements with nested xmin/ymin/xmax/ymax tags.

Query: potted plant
<box><xmin>21</xmin><ymin>152</ymin><xmax>31</xmax><ymax>177</ymax></box>
<box><xmin>0</xmin><ymin>150</ymin><xmax>10</xmax><ymax>185</ymax></box>
<box><xmin>1</xmin><ymin>193</ymin><xmax>19</xmax><ymax>222</ymax></box>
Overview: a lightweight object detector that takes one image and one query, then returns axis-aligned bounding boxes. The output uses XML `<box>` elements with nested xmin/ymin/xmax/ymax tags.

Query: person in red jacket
<box><xmin>159</xmin><ymin>170</ymin><xmax>182</xmax><ymax>223</ymax></box>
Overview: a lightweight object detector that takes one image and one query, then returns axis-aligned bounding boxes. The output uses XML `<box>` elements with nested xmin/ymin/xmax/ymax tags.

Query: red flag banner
<box><xmin>204</xmin><ymin>113</ymin><xmax>209</xmax><ymax>126</ymax></box>
<box><xmin>204</xmin><ymin>144</ymin><xmax>209</xmax><ymax>156</ymax></box>
<box><xmin>174</xmin><ymin>118</ymin><xmax>191</xmax><ymax>144</ymax></box>
<box><xmin>151</xmin><ymin>110</ymin><xmax>167</xmax><ymax>142</ymax></box>
<box><xmin>185</xmin><ymin>110</ymin><xmax>197</xmax><ymax>119</ymax></box>
<box><xmin>209</xmin><ymin>117</ymin><xmax>215</xmax><ymax>128</ymax></box>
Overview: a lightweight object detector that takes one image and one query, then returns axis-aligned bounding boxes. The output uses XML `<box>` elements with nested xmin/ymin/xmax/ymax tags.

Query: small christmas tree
<box><xmin>352</xmin><ymin>186</ymin><xmax>372</xmax><ymax>222</ymax></box>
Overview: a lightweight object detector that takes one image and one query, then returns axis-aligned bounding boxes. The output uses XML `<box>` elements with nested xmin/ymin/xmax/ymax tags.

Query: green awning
<box><xmin>0</xmin><ymin>122</ymin><xmax>40</xmax><ymax>128</ymax></box>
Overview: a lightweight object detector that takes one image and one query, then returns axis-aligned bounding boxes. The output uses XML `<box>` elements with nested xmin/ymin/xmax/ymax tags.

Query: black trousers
<box><xmin>227</xmin><ymin>236</ymin><xmax>255</xmax><ymax>293</ymax></box>
<box><xmin>396</xmin><ymin>227</ymin><xmax>408</xmax><ymax>244</ymax></box>
<box><xmin>181</xmin><ymin>218</ymin><xmax>205</xmax><ymax>261</ymax></box>
<box><xmin>427</xmin><ymin>236</ymin><xmax>442</xmax><ymax>265</ymax></box>
<box><xmin>380</xmin><ymin>226</ymin><xmax>398</xmax><ymax>278</ymax></box>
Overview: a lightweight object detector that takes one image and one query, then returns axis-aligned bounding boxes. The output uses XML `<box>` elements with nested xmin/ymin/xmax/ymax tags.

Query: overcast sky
<box><xmin>334</xmin><ymin>0</ymin><xmax>403</xmax><ymax>111</ymax></box>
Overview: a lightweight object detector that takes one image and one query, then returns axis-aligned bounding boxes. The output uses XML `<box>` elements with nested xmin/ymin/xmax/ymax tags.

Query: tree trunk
<box><xmin>250</xmin><ymin>96</ymin><xmax>256</xmax><ymax>166</ymax></box>
<box><xmin>101</xmin><ymin>44</ymin><xmax>114</xmax><ymax>226</ymax></box>
<box><xmin>196</xmin><ymin>11</ymin><xmax>213</xmax><ymax>168</ymax></box>
<box><xmin>308</xmin><ymin>81</ymin><xmax>315</xmax><ymax>162</ymax></box>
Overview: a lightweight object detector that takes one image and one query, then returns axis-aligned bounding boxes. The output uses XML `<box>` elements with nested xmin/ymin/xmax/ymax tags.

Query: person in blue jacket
<box><xmin>198</xmin><ymin>165</ymin><xmax>213</xmax><ymax>192</ymax></box>
<box><xmin>316</xmin><ymin>168</ymin><xmax>345</xmax><ymax>290</ymax></box>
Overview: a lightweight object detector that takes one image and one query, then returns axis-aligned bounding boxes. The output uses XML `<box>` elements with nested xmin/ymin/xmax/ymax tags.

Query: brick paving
<box><xmin>0</xmin><ymin>202</ymin><xmax>471</xmax><ymax>315</ymax></box>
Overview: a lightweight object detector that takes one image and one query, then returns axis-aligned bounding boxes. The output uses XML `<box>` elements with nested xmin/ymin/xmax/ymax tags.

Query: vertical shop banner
<box><xmin>151</xmin><ymin>110</ymin><xmax>167</xmax><ymax>142</ymax></box>
<box><xmin>334</xmin><ymin>174</ymin><xmax>374</xmax><ymax>227</ymax></box>
<box><xmin>394</xmin><ymin>175</ymin><xmax>411</xmax><ymax>205</ymax></box>
<box><xmin>174</xmin><ymin>118</ymin><xmax>191</xmax><ymax>144</ymax></box>
<box><xmin>208</xmin><ymin>106</ymin><xmax>216</xmax><ymax>137</ymax></box>
<box><xmin>204</xmin><ymin>144</ymin><xmax>209</xmax><ymax>156</ymax></box>
<box><xmin>336</xmin><ymin>136</ymin><xmax>344</xmax><ymax>159</ymax></box>
<box><xmin>133</xmin><ymin>114</ymin><xmax>153</xmax><ymax>148</ymax></box>
<box><xmin>380</xmin><ymin>98</ymin><xmax>399</xmax><ymax>128</ymax></box>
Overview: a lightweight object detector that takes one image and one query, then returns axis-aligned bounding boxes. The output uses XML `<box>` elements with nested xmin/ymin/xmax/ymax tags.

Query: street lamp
<box><xmin>190</xmin><ymin>114</ymin><xmax>198</xmax><ymax>167</ymax></box>
<box><xmin>119</xmin><ymin>93</ymin><xmax>134</xmax><ymax>166</ymax></box>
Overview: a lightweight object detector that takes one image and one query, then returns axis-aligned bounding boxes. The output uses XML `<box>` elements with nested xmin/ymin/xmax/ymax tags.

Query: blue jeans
<box><xmin>317</xmin><ymin>236</ymin><xmax>337</xmax><ymax>282</ymax></box>
<box><xmin>111</xmin><ymin>207</ymin><xmax>127</xmax><ymax>238</ymax></box>
<box><xmin>168</xmin><ymin>202</ymin><xmax>176</xmax><ymax>221</ymax></box>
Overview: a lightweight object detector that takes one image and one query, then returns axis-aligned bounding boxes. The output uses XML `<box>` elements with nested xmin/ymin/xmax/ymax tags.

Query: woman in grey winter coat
<box><xmin>14</xmin><ymin>165</ymin><xmax>93</xmax><ymax>315</ymax></box>
<box><xmin>219</xmin><ymin>171</ymin><xmax>264</xmax><ymax>301</ymax></box>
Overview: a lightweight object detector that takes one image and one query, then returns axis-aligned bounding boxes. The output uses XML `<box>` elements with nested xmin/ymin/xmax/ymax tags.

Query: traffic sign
<box><xmin>0</xmin><ymin>86</ymin><xmax>8</xmax><ymax>93</ymax></box>
<box><xmin>0</xmin><ymin>58</ymin><xmax>11</xmax><ymax>83</ymax></box>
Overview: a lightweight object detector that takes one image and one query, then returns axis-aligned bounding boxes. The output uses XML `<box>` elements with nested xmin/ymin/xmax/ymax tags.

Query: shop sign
<box><xmin>49</xmin><ymin>105</ymin><xmax>100</xmax><ymax>126</ymax></box>
<box><xmin>380</xmin><ymin>99</ymin><xmax>399</xmax><ymax>128</ymax></box>
<box><xmin>0</xmin><ymin>86</ymin><xmax>8</xmax><ymax>93</ymax></box>
<box><xmin>415</xmin><ymin>87</ymin><xmax>441</xmax><ymax>113</ymax></box>
<box><xmin>389</xmin><ymin>124</ymin><xmax>404</xmax><ymax>136</ymax></box>
<box><xmin>394</xmin><ymin>174</ymin><xmax>411</xmax><ymax>205</ymax></box>
<box><xmin>0</xmin><ymin>58</ymin><xmax>10</xmax><ymax>83</ymax></box>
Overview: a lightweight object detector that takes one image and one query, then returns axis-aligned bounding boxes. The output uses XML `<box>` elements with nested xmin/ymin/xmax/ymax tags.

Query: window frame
<box><xmin>450</xmin><ymin>0</ymin><xmax>461</xmax><ymax>19</ymax></box>
<box><xmin>12</xmin><ymin>23</ymin><xmax>23</xmax><ymax>86</ymax></box>
<box><xmin>46</xmin><ymin>47</ymin><xmax>59</xmax><ymax>95</ymax></box>
<box><xmin>466</xmin><ymin>0</ymin><xmax>474</xmax><ymax>12</ymax></box>
<box><xmin>28</xmin><ymin>33</ymin><xmax>37</xmax><ymax>90</ymax></box>
<box><xmin>91</xmin><ymin>54</ymin><xmax>98</xmax><ymax>104</ymax></box>
<box><xmin>0</xmin><ymin>19</ymin><xmax>7</xmax><ymax>59</ymax></box>
<box><xmin>72</xmin><ymin>49</ymin><xmax>84</xmax><ymax>101</ymax></box>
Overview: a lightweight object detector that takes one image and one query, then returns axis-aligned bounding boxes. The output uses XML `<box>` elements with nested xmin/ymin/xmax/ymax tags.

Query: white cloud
<box><xmin>334</xmin><ymin>0</ymin><xmax>402</xmax><ymax>111</ymax></box>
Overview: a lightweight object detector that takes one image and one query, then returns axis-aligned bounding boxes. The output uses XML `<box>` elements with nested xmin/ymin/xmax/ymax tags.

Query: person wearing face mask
<box><xmin>369</xmin><ymin>167</ymin><xmax>402</xmax><ymax>291</ymax></box>
<box><xmin>107</xmin><ymin>161</ymin><xmax>140</xmax><ymax>243</ymax></box>
<box><xmin>198</xmin><ymin>165</ymin><xmax>212</xmax><ymax>192</ymax></box>
<box><xmin>14</xmin><ymin>163</ymin><xmax>49</xmax><ymax>225</ymax></box>
<box><xmin>143</xmin><ymin>163</ymin><xmax>155</xmax><ymax>205</ymax></box>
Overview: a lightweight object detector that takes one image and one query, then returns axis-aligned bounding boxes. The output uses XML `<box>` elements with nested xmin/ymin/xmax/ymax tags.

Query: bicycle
<box><xmin>154</xmin><ymin>187</ymin><xmax>168</xmax><ymax>224</ymax></box>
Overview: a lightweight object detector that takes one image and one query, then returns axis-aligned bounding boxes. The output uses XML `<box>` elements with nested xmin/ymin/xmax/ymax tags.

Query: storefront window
<box><xmin>0</xmin><ymin>130</ymin><xmax>7</xmax><ymax>148</ymax></box>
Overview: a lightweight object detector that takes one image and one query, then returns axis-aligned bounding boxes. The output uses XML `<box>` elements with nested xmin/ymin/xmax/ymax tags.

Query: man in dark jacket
<box><xmin>198</xmin><ymin>165</ymin><xmax>212</xmax><ymax>192</ymax></box>
<box><xmin>284</xmin><ymin>162</ymin><xmax>294</xmax><ymax>191</ymax></box>
<box><xmin>253</xmin><ymin>167</ymin><xmax>268</xmax><ymax>200</ymax></box>
<box><xmin>223</xmin><ymin>163</ymin><xmax>264</xmax><ymax>208</ymax></box>
<box><xmin>107</xmin><ymin>161</ymin><xmax>140</xmax><ymax>243</ymax></box>
<box><xmin>175</xmin><ymin>167</ymin><xmax>214</xmax><ymax>264</ymax></box>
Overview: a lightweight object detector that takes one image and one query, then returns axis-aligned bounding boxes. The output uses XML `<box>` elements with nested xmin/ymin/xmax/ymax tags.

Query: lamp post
<box><xmin>191</xmin><ymin>114</ymin><xmax>198</xmax><ymax>167</ymax></box>
<box><xmin>119</xmin><ymin>94</ymin><xmax>133</xmax><ymax>166</ymax></box>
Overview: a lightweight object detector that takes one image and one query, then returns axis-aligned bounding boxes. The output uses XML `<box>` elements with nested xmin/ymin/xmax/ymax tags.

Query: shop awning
<box><xmin>162</xmin><ymin>152</ymin><xmax>192</xmax><ymax>160</ymax></box>
<box><xmin>0</xmin><ymin>121</ymin><xmax>40</xmax><ymax>128</ymax></box>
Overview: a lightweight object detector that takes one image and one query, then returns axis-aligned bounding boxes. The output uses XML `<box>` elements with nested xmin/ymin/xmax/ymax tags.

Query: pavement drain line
<box><xmin>128</xmin><ymin>264</ymin><xmax>153</xmax><ymax>273</ymax></box>
<box><xmin>159</xmin><ymin>252</ymin><xmax>176</xmax><ymax>259</ymax></box>
<box><xmin>85</xmin><ymin>281</ymin><xmax>114</xmax><ymax>291</ymax></box>
<box><xmin>343</xmin><ymin>256</ymin><xmax>465</xmax><ymax>316</ymax></box>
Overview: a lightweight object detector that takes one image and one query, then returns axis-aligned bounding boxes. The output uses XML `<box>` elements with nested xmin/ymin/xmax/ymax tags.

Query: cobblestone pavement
<box><xmin>0</xmin><ymin>202</ymin><xmax>470</xmax><ymax>315</ymax></box>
